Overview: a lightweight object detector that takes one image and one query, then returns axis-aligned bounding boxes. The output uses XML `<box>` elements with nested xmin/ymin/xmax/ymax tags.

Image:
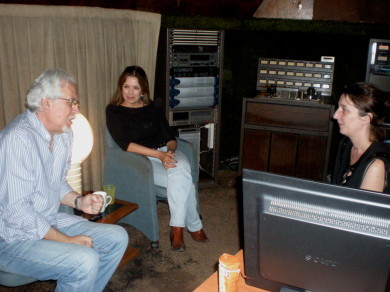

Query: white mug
<box><xmin>93</xmin><ymin>191</ymin><xmax>112</xmax><ymax>213</ymax></box>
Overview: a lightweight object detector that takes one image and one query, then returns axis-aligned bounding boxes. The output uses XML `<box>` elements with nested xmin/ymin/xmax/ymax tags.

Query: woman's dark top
<box><xmin>106</xmin><ymin>102</ymin><xmax>176</xmax><ymax>151</ymax></box>
<box><xmin>332</xmin><ymin>137</ymin><xmax>390</xmax><ymax>192</ymax></box>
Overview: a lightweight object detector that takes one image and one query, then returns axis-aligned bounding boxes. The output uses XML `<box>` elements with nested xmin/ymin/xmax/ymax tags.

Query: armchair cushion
<box><xmin>0</xmin><ymin>270</ymin><xmax>37</xmax><ymax>287</ymax></box>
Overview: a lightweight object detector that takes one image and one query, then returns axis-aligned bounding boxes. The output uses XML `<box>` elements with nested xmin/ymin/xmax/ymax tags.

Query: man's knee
<box><xmin>99</xmin><ymin>224</ymin><xmax>129</xmax><ymax>253</ymax></box>
<box><xmin>111</xmin><ymin>225</ymin><xmax>129</xmax><ymax>248</ymax></box>
<box><xmin>65</xmin><ymin>248</ymin><xmax>99</xmax><ymax>279</ymax></box>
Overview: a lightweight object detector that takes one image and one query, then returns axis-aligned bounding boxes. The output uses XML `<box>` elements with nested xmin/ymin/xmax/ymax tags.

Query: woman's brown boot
<box><xmin>189</xmin><ymin>229</ymin><xmax>209</xmax><ymax>242</ymax></box>
<box><xmin>170</xmin><ymin>227</ymin><xmax>186</xmax><ymax>252</ymax></box>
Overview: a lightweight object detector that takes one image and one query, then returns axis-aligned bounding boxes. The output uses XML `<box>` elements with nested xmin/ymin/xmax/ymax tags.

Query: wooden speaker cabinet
<box><xmin>239</xmin><ymin>98</ymin><xmax>334</xmax><ymax>181</ymax></box>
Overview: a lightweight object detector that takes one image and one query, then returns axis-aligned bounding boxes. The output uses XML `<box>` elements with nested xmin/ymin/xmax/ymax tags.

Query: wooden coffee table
<box><xmin>77</xmin><ymin>198</ymin><xmax>139</xmax><ymax>269</ymax></box>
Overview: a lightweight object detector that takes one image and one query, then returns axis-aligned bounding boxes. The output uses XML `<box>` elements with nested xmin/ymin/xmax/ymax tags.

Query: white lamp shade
<box><xmin>66</xmin><ymin>113</ymin><xmax>93</xmax><ymax>193</ymax></box>
<box><xmin>71</xmin><ymin>113</ymin><xmax>94</xmax><ymax>163</ymax></box>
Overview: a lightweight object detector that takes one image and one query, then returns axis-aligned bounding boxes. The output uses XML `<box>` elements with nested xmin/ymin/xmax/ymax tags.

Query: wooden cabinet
<box><xmin>239</xmin><ymin>98</ymin><xmax>334</xmax><ymax>181</ymax></box>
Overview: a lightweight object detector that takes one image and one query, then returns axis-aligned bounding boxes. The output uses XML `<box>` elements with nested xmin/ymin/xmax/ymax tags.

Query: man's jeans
<box><xmin>0</xmin><ymin>221</ymin><xmax>128</xmax><ymax>292</ymax></box>
<box><xmin>147</xmin><ymin>147</ymin><xmax>202</xmax><ymax>232</ymax></box>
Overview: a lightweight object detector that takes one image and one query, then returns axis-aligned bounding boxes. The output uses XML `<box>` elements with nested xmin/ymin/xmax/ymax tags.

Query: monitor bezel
<box><xmin>242</xmin><ymin>169</ymin><xmax>390</xmax><ymax>292</ymax></box>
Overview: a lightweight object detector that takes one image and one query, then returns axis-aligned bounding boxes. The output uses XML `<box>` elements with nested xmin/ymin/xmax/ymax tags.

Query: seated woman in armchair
<box><xmin>106</xmin><ymin>65</ymin><xmax>208</xmax><ymax>252</ymax></box>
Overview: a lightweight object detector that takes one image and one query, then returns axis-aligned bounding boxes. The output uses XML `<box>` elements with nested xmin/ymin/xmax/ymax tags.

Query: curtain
<box><xmin>0</xmin><ymin>4</ymin><xmax>161</xmax><ymax>191</ymax></box>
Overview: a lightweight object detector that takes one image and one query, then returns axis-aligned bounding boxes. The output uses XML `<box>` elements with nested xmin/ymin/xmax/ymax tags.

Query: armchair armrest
<box><xmin>176</xmin><ymin>138</ymin><xmax>199</xmax><ymax>183</ymax></box>
<box><xmin>103</xmin><ymin>148</ymin><xmax>159</xmax><ymax>241</ymax></box>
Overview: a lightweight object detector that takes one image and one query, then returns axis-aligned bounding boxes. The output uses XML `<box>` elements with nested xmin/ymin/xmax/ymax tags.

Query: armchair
<box><xmin>0</xmin><ymin>272</ymin><xmax>36</xmax><ymax>288</ymax></box>
<box><xmin>103</xmin><ymin>127</ymin><xmax>200</xmax><ymax>248</ymax></box>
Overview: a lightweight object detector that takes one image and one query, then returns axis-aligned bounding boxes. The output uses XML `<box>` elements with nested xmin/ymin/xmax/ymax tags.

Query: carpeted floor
<box><xmin>0</xmin><ymin>170</ymin><xmax>242</xmax><ymax>292</ymax></box>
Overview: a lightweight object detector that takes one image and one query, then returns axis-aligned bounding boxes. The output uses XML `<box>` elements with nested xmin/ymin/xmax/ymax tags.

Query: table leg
<box><xmin>117</xmin><ymin>247</ymin><xmax>139</xmax><ymax>269</ymax></box>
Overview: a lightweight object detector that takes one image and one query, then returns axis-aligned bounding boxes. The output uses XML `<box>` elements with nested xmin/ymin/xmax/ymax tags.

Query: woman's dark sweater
<box><xmin>106</xmin><ymin>102</ymin><xmax>176</xmax><ymax>151</ymax></box>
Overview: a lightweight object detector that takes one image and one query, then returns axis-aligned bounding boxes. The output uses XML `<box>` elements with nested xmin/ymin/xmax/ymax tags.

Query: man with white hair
<box><xmin>0</xmin><ymin>69</ymin><xmax>128</xmax><ymax>292</ymax></box>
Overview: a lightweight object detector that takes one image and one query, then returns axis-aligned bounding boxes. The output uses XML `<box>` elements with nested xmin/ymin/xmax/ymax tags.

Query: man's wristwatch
<box><xmin>74</xmin><ymin>195</ymin><xmax>83</xmax><ymax>210</ymax></box>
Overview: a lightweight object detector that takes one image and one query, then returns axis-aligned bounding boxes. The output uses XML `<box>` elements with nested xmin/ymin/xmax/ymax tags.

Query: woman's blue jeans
<box><xmin>0</xmin><ymin>221</ymin><xmax>128</xmax><ymax>292</ymax></box>
<box><xmin>147</xmin><ymin>147</ymin><xmax>202</xmax><ymax>232</ymax></box>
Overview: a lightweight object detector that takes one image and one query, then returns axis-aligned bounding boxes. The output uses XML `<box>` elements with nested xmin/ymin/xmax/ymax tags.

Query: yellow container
<box><xmin>102</xmin><ymin>185</ymin><xmax>116</xmax><ymax>205</ymax></box>
<box><xmin>218</xmin><ymin>253</ymin><xmax>240</xmax><ymax>292</ymax></box>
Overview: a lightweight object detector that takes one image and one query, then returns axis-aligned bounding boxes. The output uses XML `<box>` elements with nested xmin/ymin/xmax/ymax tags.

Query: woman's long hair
<box><xmin>109</xmin><ymin>65</ymin><xmax>151</xmax><ymax>106</ymax></box>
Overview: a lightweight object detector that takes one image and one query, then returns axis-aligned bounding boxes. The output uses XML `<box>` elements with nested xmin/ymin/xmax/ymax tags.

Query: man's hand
<box><xmin>67</xmin><ymin>235</ymin><xmax>93</xmax><ymax>247</ymax></box>
<box><xmin>44</xmin><ymin>227</ymin><xmax>93</xmax><ymax>247</ymax></box>
<box><xmin>78</xmin><ymin>194</ymin><xmax>103</xmax><ymax>215</ymax></box>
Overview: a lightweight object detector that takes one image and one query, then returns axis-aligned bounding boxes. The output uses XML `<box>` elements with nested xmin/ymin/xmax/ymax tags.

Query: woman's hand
<box><xmin>126</xmin><ymin>141</ymin><xmax>178</xmax><ymax>169</ymax></box>
<box><xmin>160</xmin><ymin>150</ymin><xmax>177</xmax><ymax>169</ymax></box>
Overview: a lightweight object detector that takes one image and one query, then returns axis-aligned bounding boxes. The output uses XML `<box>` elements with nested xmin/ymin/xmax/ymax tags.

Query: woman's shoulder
<box><xmin>145</xmin><ymin>101</ymin><xmax>157</xmax><ymax>109</ymax></box>
<box><xmin>106</xmin><ymin>103</ymin><xmax>120</xmax><ymax>111</ymax></box>
<box><xmin>361</xmin><ymin>158</ymin><xmax>388</xmax><ymax>192</ymax></box>
<box><xmin>372</xmin><ymin>140</ymin><xmax>390</xmax><ymax>151</ymax></box>
<box><xmin>143</xmin><ymin>101</ymin><xmax>162</xmax><ymax>114</ymax></box>
<box><xmin>361</xmin><ymin>141</ymin><xmax>390</xmax><ymax>170</ymax></box>
<box><xmin>370</xmin><ymin>141</ymin><xmax>390</xmax><ymax>157</ymax></box>
<box><xmin>106</xmin><ymin>103</ymin><xmax>121</xmax><ymax>116</ymax></box>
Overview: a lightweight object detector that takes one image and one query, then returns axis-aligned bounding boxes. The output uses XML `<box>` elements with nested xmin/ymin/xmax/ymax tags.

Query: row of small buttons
<box><xmin>259</xmin><ymin>59</ymin><xmax>333</xmax><ymax>70</ymax></box>
<box><xmin>259</xmin><ymin>69</ymin><xmax>332</xmax><ymax>79</ymax></box>
<box><xmin>258</xmin><ymin>79</ymin><xmax>331</xmax><ymax>89</ymax></box>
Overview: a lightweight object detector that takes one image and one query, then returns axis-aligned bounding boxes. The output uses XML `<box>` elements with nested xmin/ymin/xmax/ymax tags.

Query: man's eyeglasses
<box><xmin>58</xmin><ymin>97</ymin><xmax>80</xmax><ymax>108</ymax></box>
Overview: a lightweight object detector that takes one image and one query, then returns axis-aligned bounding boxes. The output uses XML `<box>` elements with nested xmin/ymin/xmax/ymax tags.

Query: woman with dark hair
<box><xmin>106</xmin><ymin>65</ymin><xmax>208</xmax><ymax>252</ymax></box>
<box><xmin>332</xmin><ymin>82</ymin><xmax>390</xmax><ymax>192</ymax></box>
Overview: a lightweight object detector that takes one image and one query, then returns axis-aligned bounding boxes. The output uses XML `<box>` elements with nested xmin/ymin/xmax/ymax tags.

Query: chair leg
<box><xmin>151</xmin><ymin>241</ymin><xmax>159</xmax><ymax>249</ymax></box>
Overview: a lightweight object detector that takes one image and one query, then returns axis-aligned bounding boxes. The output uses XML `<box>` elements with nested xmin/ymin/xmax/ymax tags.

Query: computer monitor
<box><xmin>242</xmin><ymin>169</ymin><xmax>390</xmax><ymax>292</ymax></box>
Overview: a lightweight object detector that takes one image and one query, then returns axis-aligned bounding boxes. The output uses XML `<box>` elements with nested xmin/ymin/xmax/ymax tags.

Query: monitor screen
<box><xmin>242</xmin><ymin>169</ymin><xmax>390</xmax><ymax>292</ymax></box>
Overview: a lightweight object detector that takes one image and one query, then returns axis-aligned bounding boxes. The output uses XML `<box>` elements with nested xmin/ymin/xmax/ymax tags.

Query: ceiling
<box><xmin>1</xmin><ymin>0</ymin><xmax>390</xmax><ymax>24</ymax></box>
